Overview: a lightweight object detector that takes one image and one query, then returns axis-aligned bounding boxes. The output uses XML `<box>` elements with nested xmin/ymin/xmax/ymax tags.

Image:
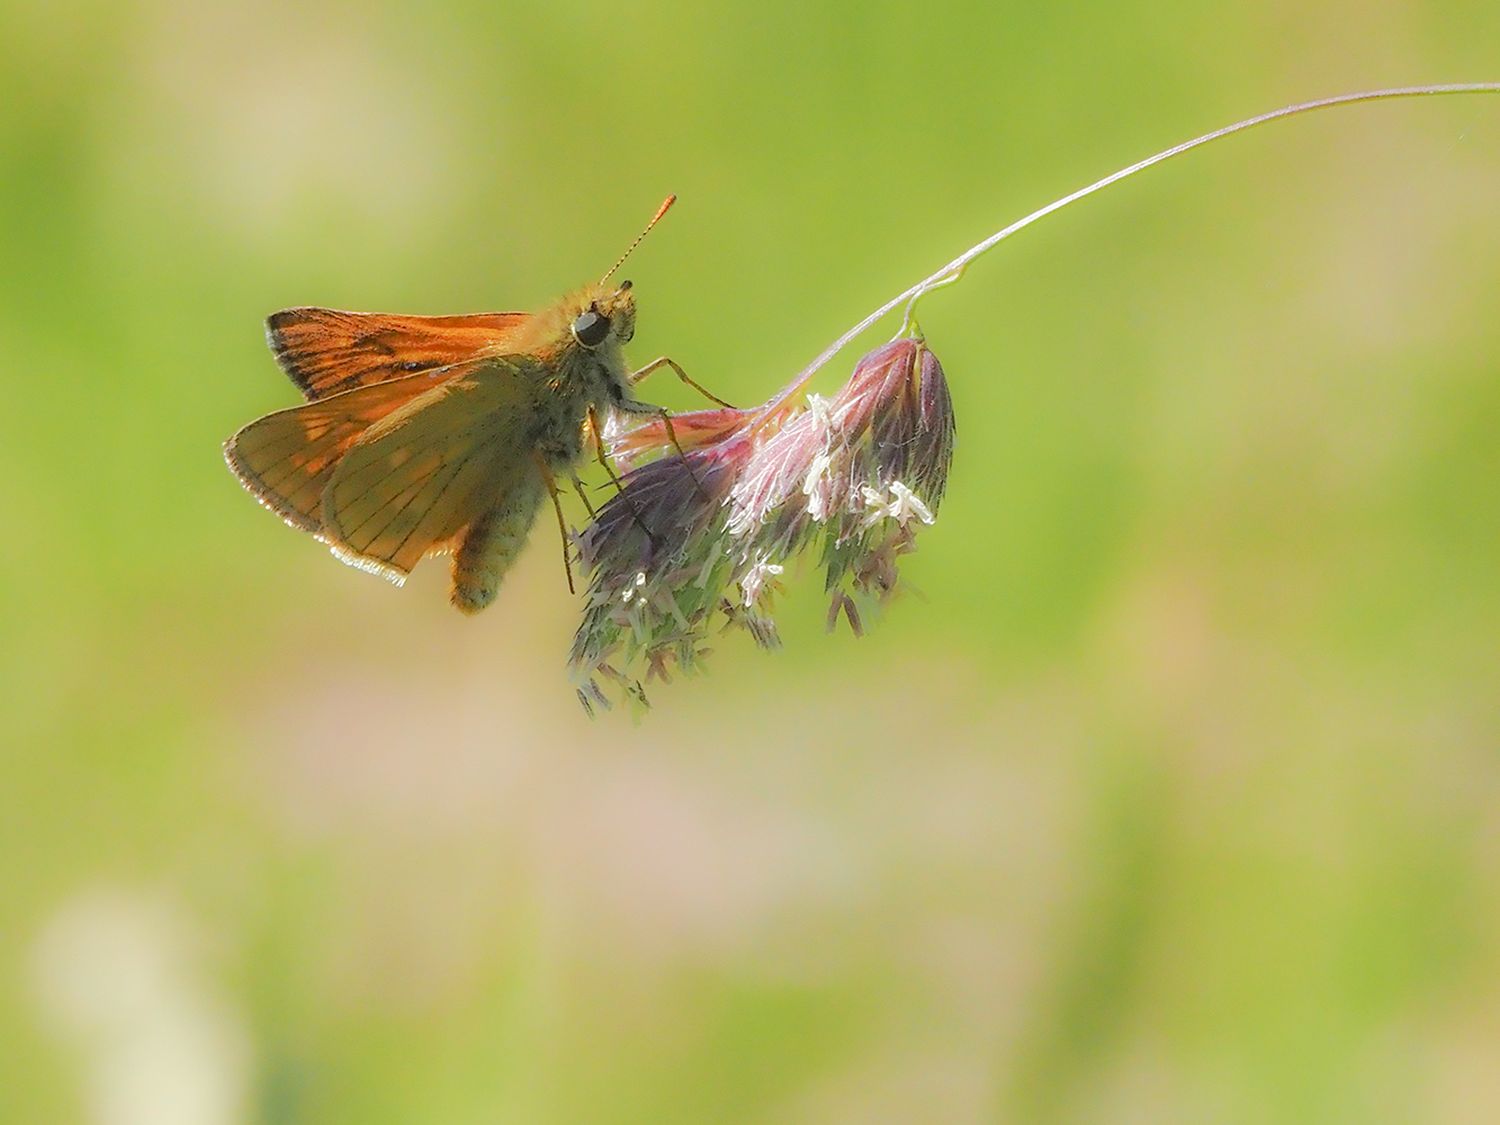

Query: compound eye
<box><xmin>571</xmin><ymin>308</ymin><xmax>610</xmax><ymax>348</ymax></box>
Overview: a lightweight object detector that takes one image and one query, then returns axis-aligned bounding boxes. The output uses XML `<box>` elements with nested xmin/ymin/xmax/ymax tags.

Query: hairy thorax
<box><xmin>528</xmin><ymin>337</ymin><xmax>628</xmax><ymax>469</ymax></box>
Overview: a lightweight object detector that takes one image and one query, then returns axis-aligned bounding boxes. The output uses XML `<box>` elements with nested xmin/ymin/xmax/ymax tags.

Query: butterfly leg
<box><xmin>533</xmin><ymin>454</ymin><xmax>576</xmax><ymax>595</ymax></box>
<box><xmin>588</xmin><ymin>405</ymin><xmax>634</xmax><ymax>495</ymax></box>
<box><xmin>628</xmin><ymin>356</ymin><xmax>738</xmax><ymax>409</ymax></box>
<box><xmin>611</xmin><ymin>396</ymin><xmax>710</xmax><ymax>501</ymax></box>
<box><xmin>569</xmin><ymin>472</ymin><xmax>597</xmax><ymax>519</ymax></box>
<box><xmin>589</xmin><ymin>406</ymin><xmax>663</xmax><ymax>547</ymax></box>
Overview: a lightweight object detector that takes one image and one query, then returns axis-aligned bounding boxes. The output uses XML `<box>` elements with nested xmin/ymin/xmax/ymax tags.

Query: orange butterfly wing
<box><xmin>223</xmin><ymin>364</ymin><xmax>485</xmax><ymax>534</ymax></box>
<box><xmin>266</xmin><ymin>308</ymin><xmax>532</xmax><ymax>400</ymax></box>
<box><xmin>319</xmin><ymin>358</ymin><xmax>539</xmax><ymax>582</ymax></box>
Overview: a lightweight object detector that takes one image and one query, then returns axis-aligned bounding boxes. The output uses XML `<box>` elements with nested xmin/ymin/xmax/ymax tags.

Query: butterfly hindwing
<box><xmin>319</xmin><ymin>356</ymin><xmax>542</xmax><ymax>583</ymax></box>
<box><xmin>223</xmin><ymin>367</ymin><xmax>476</xmax><ymax>534</ymax></box>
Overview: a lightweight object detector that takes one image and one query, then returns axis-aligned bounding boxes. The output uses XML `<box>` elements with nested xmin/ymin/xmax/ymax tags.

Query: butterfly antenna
<box><xmin>601</xmin><ymin>194</ymin><xmax>676</xmax><ymax>283</ymax></box>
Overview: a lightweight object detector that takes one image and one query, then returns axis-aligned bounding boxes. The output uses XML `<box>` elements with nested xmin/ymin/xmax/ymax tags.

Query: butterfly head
<box><xmin>569</xmin><ymin>280</ymin><xmax>636</xmax><ymax>351</ymax></box>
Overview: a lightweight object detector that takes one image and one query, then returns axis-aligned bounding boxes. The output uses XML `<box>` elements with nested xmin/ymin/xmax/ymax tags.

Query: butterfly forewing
<box><xmin>267</xmin><ymin>309</ymin><xmax>532</xmax><ymax>400</ymax></box>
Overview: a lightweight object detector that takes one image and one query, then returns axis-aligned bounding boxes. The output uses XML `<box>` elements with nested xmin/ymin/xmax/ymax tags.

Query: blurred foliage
<box><xmin>3</xmin><ymin>0</ymin><xmax>1499</xmax><ymax>1122</ymax></box>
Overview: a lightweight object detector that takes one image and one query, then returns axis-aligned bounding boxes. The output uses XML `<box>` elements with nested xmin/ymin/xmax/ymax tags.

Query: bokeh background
<box><xmin>4</xmin><ymin>1</ymin><xmax>1499</xmax><ymax>1121</ymax></box>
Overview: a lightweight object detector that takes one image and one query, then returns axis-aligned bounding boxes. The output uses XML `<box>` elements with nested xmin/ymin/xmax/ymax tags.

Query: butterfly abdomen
<box><xmin>450</xmin><ymin>473</ymin><xmax>546</xmax><ymax>614</ymax></box>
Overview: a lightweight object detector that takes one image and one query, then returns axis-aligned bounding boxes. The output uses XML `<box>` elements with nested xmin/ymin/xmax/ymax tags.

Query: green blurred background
<box><xmin>4</xmin><ymin>1</ymin><xmax>1499</xmax><ymax>1121</ymax></box>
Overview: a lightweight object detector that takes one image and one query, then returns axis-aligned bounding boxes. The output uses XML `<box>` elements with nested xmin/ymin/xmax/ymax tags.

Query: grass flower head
<box><xmin>571</xmin><ymin>336</ymin><xmax>955</xmax><ymax>710</ymax></box>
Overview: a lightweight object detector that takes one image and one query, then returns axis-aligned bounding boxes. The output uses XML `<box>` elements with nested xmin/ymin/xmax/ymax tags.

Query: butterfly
<box><xmin>223</xmin><ymin>197</ymin><xmax>712</xmax><ymax>613</ymax></box>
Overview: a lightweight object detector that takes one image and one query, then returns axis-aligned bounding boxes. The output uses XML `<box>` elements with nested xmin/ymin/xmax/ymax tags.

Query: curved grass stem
<box><xmin>772</xmin><ymin>82</ymin><xmax>1500</xmax><ymax>408</ymax></box>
